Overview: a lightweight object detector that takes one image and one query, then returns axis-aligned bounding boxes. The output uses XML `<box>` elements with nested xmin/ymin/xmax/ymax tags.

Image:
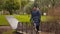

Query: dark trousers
<box><xmin>33</xmin><ymin>18</ymin><xmax>40</xmax><ymax>31</ymax></box>
<box><xmin>36</xmin><ymin>25</ymin><xmax>39</xmax><ymax>31</ymax></box>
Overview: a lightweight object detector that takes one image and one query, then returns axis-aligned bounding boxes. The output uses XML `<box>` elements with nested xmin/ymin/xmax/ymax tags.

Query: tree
<box><xmin>0</xmin><ymin>0</ymin><xmax>4</xmax><ymax>11</ymax></box>
<box><xmin>3</xmin><ymin>0</ymin><xmax>20</xmax><ymax>15</ymax></box>
<box><xmin>24</xmin><ymin>1</ymin><xmax>34</xmax><ymax>14</ymax></box>
<box><xmin>20</xmin><ymin>0</ymin><xmax>30</xmax><ymax>14</ymax></box>
<box><xmin>21</xmin><ymin>0</ymin><xmax>29</xmax><ymax>7</ymax></box>
<box><xmin>34</xmin><ymin>0</ymin><xmax>60</xmax><ymax>12</ymax></box>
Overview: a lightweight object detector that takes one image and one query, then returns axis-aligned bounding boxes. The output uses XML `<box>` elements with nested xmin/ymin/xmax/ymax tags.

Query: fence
<box><xmin>16</xmin><ymin>19</ymin><xmax>60</xmax><ymax>34</ymax></box>
<box><xmin>16</xmin><ymin>22</ymin><xmax>40</xmax><ymax>34</ymax></box>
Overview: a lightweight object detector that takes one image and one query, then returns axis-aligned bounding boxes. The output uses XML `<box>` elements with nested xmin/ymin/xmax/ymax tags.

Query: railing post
<box><xmin>26</xmin><ymin>22</ymin><xmax>27</xmax><ymax>33</ymax></box>
<box><xmin>22</xmin><ymin>22</ymin><xmax>23</xmax><ymax>32</ymax></box>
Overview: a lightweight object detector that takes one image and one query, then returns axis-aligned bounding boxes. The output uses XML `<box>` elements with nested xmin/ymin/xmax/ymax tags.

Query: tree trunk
<box><xmin>9</xmin><ymin>10</ymin><xmax>13</xmax><ymax>15</ymax></box>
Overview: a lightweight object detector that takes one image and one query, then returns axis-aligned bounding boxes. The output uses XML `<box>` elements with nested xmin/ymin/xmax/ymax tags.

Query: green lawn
<box><xmin>0</xmin><ymin>15</ymin><xmax>54</xmax><ymax>25</ymax></box>
<box><xmin>0</xmin><ymin>15</ymin><xmax>9</xmax><ymax>25</ymax></box>
<box><xmin>14</xmin><ymin>15</ymin><xmax>54</xmax><ymax>23</ymax></box>
<box><xmin>14</xmin><ymin>15</ymin><xmax>30</xmax><ymax>23</ymax></box>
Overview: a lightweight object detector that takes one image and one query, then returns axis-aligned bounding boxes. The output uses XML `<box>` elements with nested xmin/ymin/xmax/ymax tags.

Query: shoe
<box><xmin>38</xmin><ymin>31</ymin><xmax>41</xmax><ymax>32</ymax></box>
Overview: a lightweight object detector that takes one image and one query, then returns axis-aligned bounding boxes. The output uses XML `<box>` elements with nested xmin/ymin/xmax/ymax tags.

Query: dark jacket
<box><xmin>31</xmin><ymin>10</ymin><xmax>41</xmax><ymax>26</ymax></box>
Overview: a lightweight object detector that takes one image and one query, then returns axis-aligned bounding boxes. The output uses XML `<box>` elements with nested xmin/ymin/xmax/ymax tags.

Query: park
<box><xmin>0</xmin><ymin>0</ymin><xmax>60</xmax><ymax>34</ymax></box>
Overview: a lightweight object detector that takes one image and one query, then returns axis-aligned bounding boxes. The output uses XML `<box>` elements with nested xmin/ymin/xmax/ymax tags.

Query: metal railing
<box><xmin>16</xmin><ymin>22</ymin><xmax>39</xmax><ymax>34</ymax></box>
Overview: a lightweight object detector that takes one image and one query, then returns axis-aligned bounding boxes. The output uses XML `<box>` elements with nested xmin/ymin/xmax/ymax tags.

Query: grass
<box><xmin>0</xmin><ymin>15</ymin><xmax>54</xmax><ymax>25</ymax></box>
<box><xmin>14</xmin><ymin>15</ymin><xmax>54</xmax><ymax>23</ymax></box>
<box><xmin>14</xmin><ymin>15</ymin><xmax>30</xmax><ymax>23</ymax></box>
<box><xmin>0</xmin><ymin>15</ymin><xmax>9</xmax><ymax>25</ymax></box>
<box><xmin>41</xmin><ymin>16</ymin><xmax>54</xmax><ymax>22</ymax></box>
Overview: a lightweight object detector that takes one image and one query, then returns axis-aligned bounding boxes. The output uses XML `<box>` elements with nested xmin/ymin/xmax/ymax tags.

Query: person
<box><xmin>30</xmin><ymin>7</ymin><xmax>41</xmax><ymax>32</ymax></box>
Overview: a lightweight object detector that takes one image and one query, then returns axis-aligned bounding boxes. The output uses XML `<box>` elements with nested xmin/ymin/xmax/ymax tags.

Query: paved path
<box><xmin>5</xmin><ymin>15</ymin><xmax>18</xmax><ymax>29</ymax></box>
